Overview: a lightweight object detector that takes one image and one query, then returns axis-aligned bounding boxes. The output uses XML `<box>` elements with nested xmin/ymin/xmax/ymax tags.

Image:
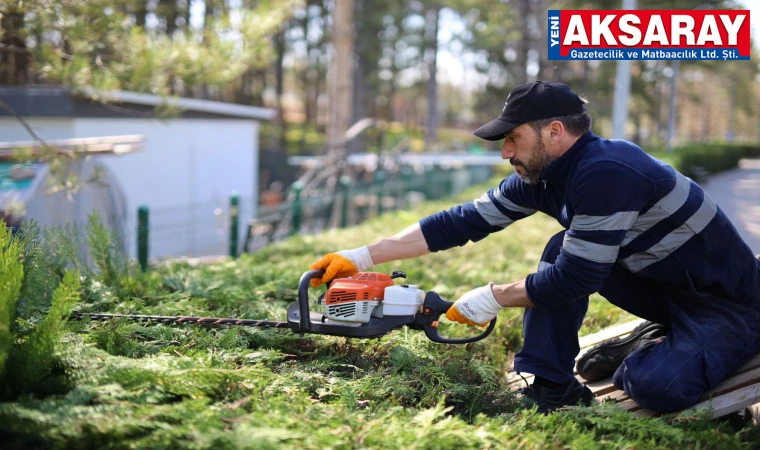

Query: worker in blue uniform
<box><xmin>310</xmin><ymin>81</ymin><xmax>760</xmax><ymax>414</ymax></box>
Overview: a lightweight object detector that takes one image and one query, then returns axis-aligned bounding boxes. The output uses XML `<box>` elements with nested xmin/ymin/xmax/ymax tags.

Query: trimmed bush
<box><xmin>1</xmin><ymin>185</ymin><xmax>760</xmax><ymax>448</ymax></box>
<box><xmin>648</xmin><ymin>143</ymin><xmax>760</xmax><ymax>181</ymax></box>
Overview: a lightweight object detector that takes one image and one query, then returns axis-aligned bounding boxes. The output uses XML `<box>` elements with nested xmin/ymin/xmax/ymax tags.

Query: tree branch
<box><xmin>0</xmin><ymin>98</ymin><xmax>48</xmax><ymax>146</ymax></box>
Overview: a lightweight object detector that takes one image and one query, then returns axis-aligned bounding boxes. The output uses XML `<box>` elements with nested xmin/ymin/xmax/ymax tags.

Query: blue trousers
<box><xmin>513</xmin><ymin>231</ymin><xmax>760</xmax><ymax>412</ymax></box>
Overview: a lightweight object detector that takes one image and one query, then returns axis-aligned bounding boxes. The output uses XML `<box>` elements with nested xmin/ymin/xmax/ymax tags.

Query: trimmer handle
<box><xmin>415</xmin><ymin>291</ymin><xmax>497</xmax><ymax>344</ymax></box>
<box><xmin>297</xmin><ymin>269</ymin><xmax>326</xmax><ymax>332</ymax></box>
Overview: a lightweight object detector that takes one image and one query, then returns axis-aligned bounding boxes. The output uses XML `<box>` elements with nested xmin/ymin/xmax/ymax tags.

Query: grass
<box><xmin>1</xmin><ymin>179</ymin><xmax>759</xmax><ymax>449</ymax></box>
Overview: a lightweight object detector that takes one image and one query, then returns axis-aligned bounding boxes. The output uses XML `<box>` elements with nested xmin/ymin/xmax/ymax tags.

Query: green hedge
<box><xmin>648</xmin><ymin>143</ymin><xmax>760</xmax><ymax>181</ymax></box>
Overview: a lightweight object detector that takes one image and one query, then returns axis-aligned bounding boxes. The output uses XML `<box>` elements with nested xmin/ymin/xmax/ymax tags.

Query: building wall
<box><xmin>0</xmin><ymin>117</ymin><xmax>74</xmax><ymax>141</ymax></box>
<box><xmin>22</xmin><ymin>159</ymin><xmax>130</xmax><ymax>262</ymax></box>
<box><xmin>73</xmin><ymin>118</ymin><xmax>259</xmax><ymax>258</ymax></box>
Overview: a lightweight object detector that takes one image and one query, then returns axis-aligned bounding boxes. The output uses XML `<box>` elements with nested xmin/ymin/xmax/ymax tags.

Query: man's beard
<box><xmin>511</xmin><ymin>136</ymin><xmax>555</xmax><ymax>185</ymax></box>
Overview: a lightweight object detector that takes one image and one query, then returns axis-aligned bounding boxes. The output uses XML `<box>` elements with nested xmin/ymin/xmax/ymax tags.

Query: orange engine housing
<box><xmin>324</xmin><ymin>272</ymin><xmax>394</xmax><ymax>305</ymax></box>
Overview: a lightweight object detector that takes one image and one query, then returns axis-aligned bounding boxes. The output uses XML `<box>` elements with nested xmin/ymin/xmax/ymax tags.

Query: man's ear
<box><xmin>549</xmin><ymin>120</ymin><xmax>565</xmax><ymax>140</ymax></box>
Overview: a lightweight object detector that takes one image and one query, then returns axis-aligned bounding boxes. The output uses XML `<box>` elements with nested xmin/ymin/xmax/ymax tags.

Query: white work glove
<box><xmin>309</xmin><ymin>246</ymin><xmax>375</xmax><ymax>287</ymax></box>
<box><xmin>445</xmin><ymin>283</ymin><xmax>502</xmax><ymax>327</ymax></box>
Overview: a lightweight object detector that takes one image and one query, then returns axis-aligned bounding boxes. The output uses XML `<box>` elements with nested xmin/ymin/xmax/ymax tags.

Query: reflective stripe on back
<box><xmin>622</xmin><ymin>171</ymin><xmax>691</xmax><ymax>246</ymax></box>
<box><xmin>620</xmin><ymin>192</ymin><xmax>718</xmax><ymax>272</ymax></box>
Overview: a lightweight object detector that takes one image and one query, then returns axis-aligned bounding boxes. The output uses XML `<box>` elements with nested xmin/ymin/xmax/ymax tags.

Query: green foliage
<box><xmin>0</xmin><ymin>210</ymin><xmax>133</xmax><ymax>400</ymax></box>
<box><xmin>14</xmin><ymin>220</ymin><xmax>84</xmax><ymax>327</ymax></box>
<box><xmin>0</xmin><ymin>216</ymin><xmax>82</xmax><ymax>399</ymax></box>
<box><xmin>647</xmin><ymin>143</ymin><xmax>760</xmax><ymax>181</ymax></box>
<box><xmin>0</xmin><ymin>181</ymin><xmax>758</xmax><ymax>448</ymax></box>
<box><xmin>4</xmin><ymin>270</ymin><xmax>80</xmax><ymax>397</ymax></box>
<box><xmin>0</xmin><ymin>223</ymin><xmax>24</xmax><ymax>380</ymax></box>
<box><xmin>16</xmin><ymin>221</ymin><xmax>52</xmax><ymax>322</ymax></box>
<box><xmin>9</xmin><ymin>0</ymin><xmax>302</xmax><ymax>97</ymax></box>
<box><xmin>86</xmin><ymin>212</ymin><xmax>126</xmax><ymax>287</ymax></box>
<box><xmin>675</xmin><ymin>144</ymin><xmax>760</xmax><ymax>180</ymax></box>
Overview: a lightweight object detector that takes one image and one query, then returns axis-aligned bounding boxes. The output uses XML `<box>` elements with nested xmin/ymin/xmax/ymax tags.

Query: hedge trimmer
<box><xmin>76</xmin><ymin>270</ymin><xmax>496</xmax><ymax>344</ymax></box>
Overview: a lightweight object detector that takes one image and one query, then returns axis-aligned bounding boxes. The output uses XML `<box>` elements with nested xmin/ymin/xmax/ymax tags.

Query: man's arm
<box><xmin>367</xmin><ymin>223</ymin><xmax>430</xmax><ymax>265</ymax></box>
<box><xmin>311</xmin><ymin>174</ymin><xmax>538</xmax><ymax>287</ymax></box>
<box><xmin>418</xmin><ymin>174</ymin><xmax>539</xmax><ymax>253</ymax></box>
<box><xmin>366</xmin><ymin>178</ymin><xmax>538</xmax><ymax>311</ymax></box>
<box><xmin>492</xmin><ymin>279</ymin><xmax>534</xmax><ymax>307</ymax></box>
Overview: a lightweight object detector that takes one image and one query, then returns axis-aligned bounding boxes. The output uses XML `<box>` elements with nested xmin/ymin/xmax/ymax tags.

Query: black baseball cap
<box><xmin>473</xmin><ymin>81</ymin><xmax>587</xmax><ymax>141</ymax></box>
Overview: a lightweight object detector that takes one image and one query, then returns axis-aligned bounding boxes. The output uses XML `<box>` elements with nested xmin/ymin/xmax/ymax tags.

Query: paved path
<box><xmin>702</xmin><ymin>158</ymin><xmax>760</xmax><ymax>255</ymax></box>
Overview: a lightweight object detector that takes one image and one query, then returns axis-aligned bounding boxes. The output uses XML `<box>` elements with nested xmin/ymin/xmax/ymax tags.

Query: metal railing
<box><xmin>243</xmin><ymin>164</ymin><xmax>493</xmax><ymax>253</ymax></box>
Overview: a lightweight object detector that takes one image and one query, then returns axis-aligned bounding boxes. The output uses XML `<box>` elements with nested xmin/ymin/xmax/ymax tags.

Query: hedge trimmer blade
<box><xmin>75</xmin><ymin>312</ymin><xmax>289</xmax><ymax>328</ymax></box>
<box><xmin>73</xmin><ymin>270</ymin><xmax>497</xmax><ymax>344</ymax></box>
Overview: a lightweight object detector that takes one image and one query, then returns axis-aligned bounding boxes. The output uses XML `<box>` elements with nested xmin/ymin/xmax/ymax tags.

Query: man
<box><xmin>310</xmin><ymin>81</ymin><xmax>760</xmax><ymax>414</ymax></box>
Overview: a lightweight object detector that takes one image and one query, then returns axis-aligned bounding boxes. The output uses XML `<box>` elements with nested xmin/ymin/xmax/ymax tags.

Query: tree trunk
<box><xmin>726</xmin><ymin>83</ymin><xmax>736</xmax><ymax>142</ymax></box>
<box><xmin>204</xmin><ymin>0</ymin><xmax>216</xmax><ymax>33</ymax></box>
<box><xmin>300</xmin><ymin>12</ymin><xmax>313</xmax><ymax>151</ymax></box>
<box><xmin>701</xmin><ymin>81</ymin><xmax>710</xmax><ymax>143</ymax></box>
<box><xmin>513</xmin><ymin>0</ymin><xmax>530</xmax><ymax>85</ymax></box>
<box><xmin>536</xmin><ymin>0</ymin><xmax>554</xmax><ymax>80</ymax></box>
<box><xmin>0</xmin><ymin>8</ymin><xmax>27</xmax><ymax>85</ymax></box>
<box><xmin>349</xmin><ymin>0</ymin><xmax>366</xmax><ymax>155</ymax></box>
<box><xmin>135</xmin><ymin>1</ymin><xmax>148</xmax><ymax>27</ymax></box>
<box><xmin>388</xmin><ymin>68</ymin><xmax>397</xmax><ymax>122</ymax></box>
<box><xmin>423</xmin><ymin>7</ymin><xmax>440</xmax><ymax>149</ymax></box>
<box><xmin>633</xmin><ymin>112</ymin><xmax>643</xmax><ymax>146</ymax></box>
<box><xmin>315</xmin><ymin>1</ymin><xmax>329</xmax><ymax>137</ymax></box>
<box><xmin>251</xmin><ymin>69</ymin><xmax>265</xmax><ymax>106</ymax></box>
<box><xmin>327</xmin><ymin>0</ymin><xmax>354</xmax><ymax>152</ymax></box>
<box><xmin>349</xmin><ymin>57</ymin><xmax>365</xmax><ymax>153</ymax></box>
<box><xmin>314</xmin><ymin>55</ymin><xmax>326</xmax><ymax>137</ymax></box>
<box><xmin>274</xmin><ymin>28</ymin><xmax>287</xmax><ymax>151</ymax></box>
<box><xmin>655</xmin><ymin>71</ymin><xmax>666</xmax><ymax>141</ymax></box>
<box><xmin>159</xmin><ymin>0</ymin><xmax>179</xmax><ymax>35</ymax></box>
<box><xmin>183</xmin><ymin>0</ymin><xmax>192</xmax><ymax>31</ymax></box>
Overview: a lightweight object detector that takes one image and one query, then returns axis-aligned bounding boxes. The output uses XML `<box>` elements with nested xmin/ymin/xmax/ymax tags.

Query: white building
<box><xmin>0</xmin><ymin>86</ymin><xmax>275</xmax><ymax>258</ymax></box>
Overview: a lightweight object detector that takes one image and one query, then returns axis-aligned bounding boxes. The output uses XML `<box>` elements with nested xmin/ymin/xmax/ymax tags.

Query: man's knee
<box><xmin>614</xmin><ymin>365</ymin><xmax>677</xmax><ymax>412</ymax></box>
<box><xmin>613</xmin><ymin>354</ymin><xmax>708</xmax><ymax>413</ymax></box>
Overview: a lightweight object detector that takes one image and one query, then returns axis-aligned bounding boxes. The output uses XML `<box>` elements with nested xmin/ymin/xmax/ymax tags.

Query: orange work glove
<box><xmin>445</xmin><ymin>283</ymin><xmax>502</xmax><ymax>327</ymax></box>
<box><xmin>309</xmin><ymin>246</ymin><xmax>375</xmax><ymax>287</ymax></box>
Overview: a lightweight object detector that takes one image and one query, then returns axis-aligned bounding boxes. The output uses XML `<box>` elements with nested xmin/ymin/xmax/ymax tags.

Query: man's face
<box><xmin>500</xmin><ymin>123</ymin><xmax>556</xmax><ymax>185</ymax></box>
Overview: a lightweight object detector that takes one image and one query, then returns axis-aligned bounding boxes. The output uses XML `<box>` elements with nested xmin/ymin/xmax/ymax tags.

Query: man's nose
<box><xmin>501</xmin><ymin>140</ymin><xmax>515</xmax><ymax>159</ymax></box>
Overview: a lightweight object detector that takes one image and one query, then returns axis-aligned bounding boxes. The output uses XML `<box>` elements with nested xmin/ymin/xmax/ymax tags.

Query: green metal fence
<box><xmin>131</xmin><ymin>196</ymin><xmax>253</xmax><ymax>269</ymax></box>
<box><xmin>243</xmin><ymin>164</ymin><xmax>493</xmax><ymax>253</ymax></box>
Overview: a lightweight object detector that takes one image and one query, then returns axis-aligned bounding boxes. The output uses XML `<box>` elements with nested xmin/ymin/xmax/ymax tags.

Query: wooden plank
<box><xmin>612</xmin><ymin>367</ymin><xmax>760</xmax><ymax>416</ymax></box>
<box><xmin>616</xmin><ymin>398</ymin><xmax>641</xmax><ymax>412</ymax></box>
<box><xmin>689</xmin><ymin>384</ymin><xmax>760</xmax><ymax>419</ymax></box>
<box><xmin>587</xmin><ymin>378</ymin><xmax>617</xmax><ymax>395</ymax></box>
<box><xmin>599</xmin><ymin>390</ymin><xmax>629</xmax><ymax>402</ymax></box>
<box><xmin>633</xmin><ymin>408</ymin><xmax>659</xmax><ymax>417</ymax></box>
<box><xmin>0</xmin><ymin>135</ymin><xmax>144</xmax><ymax>159</ymax></box>
<box><xmin>701</xmin><ymin>367</ymin><xmax>760</xmax><ymax>400</ymax></box>
<box><xmin>0</xmin><ymin>134</ymin><xmax>144</xmax><ymax>150</ymax></box>
<box><xmin>732</xmin><ymin>353</ymin><xmax>760</xmax><ymax>375</ymax></box>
